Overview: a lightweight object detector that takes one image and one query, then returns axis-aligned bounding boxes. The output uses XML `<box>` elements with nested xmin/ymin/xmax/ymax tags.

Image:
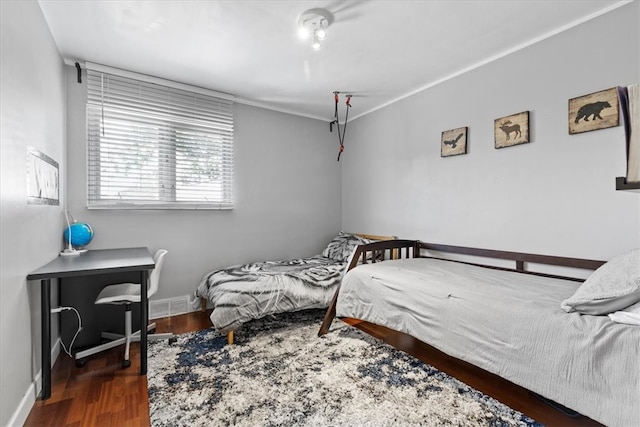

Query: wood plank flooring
<box><xmin>343</xmin><ymin>319</ymin><xmax>602</xmax><ymax>427</ymax></box>
<box><xmin>25</xmin><ymin>311</ymin><xmax>602</xmax><ymax>427</ymax></box>
<box><xmin>25</xmin><ymin>310</ymin><xmax>212</xmax><ymax>427</ymax></box>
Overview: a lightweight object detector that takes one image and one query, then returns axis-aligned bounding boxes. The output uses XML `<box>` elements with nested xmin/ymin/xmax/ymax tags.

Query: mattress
<box><xmin>196</xmin><ymin>255</ymin><xmax>346</xmax><ymax>332</ymax></box>
<box><xmin>336</xmin><ymin>257</ymin><xmax>640</xmax><ymax>427</ymax></box>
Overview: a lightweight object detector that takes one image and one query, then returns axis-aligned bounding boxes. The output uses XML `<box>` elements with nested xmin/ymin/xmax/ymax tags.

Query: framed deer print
<box><xmin>494</xmin><ymin>111</ymin><xmax>529</xmax><ymax>149</ymax></box>
<box><xmin>568</xmin><ymin>87</ymin><xmax>619</xmax><ymax>135</ymax></box>
<box><xmin>441</xmin><ymin>126</ymin><xmax>468</xmax><ymax>157</ymax></box>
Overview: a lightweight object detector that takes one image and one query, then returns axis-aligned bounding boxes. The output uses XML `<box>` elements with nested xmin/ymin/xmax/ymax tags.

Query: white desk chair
<box><xmin>74</xmin><ymin>249</ymin><xmax>175</xmax><ymax>368</ymax></box>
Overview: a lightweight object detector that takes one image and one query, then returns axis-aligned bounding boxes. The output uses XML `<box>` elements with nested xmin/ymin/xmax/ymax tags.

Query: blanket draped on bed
<box><xmin>196</xmin><ymin>255</ymin><xmax>345</xmax><ymax>332</ymax></box>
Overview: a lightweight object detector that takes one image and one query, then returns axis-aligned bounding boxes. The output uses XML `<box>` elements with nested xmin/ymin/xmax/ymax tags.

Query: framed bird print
<box><xmin>441</xmin><ymin>126</ymin><xmax>468</xmax><ymax>157</ymax></box>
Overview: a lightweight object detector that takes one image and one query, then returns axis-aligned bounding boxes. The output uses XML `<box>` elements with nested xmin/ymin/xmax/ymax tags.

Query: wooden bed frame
<box><xmin>200</xmin><ymin>233</ymin><xmax>397</xmax><ymax>345</ymax></box>
<box><xmin>318</xmin><ymin>239</ymin><xmax>606</xmax><ymax>336</ymax></box>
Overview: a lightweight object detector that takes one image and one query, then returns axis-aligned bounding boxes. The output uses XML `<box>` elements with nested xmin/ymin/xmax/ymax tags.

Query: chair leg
<box><xmin>75</xmin><ymin>304</ymin><xmax>134</xmax><ymax>364</ymax></box>
<box><xmin>76</xmin><ymin>305</ymin><xmax>175</xmax><ymax>369</ymax></box>
<box><xmin>102</xmin><ymin>331</ymin><xmax>123</xmax><ymax>340</ymax></box>
<box><xmin>106</xmin><ymin>322</ymin><xmax>155</xmax><ymax>342</ymax></box>
<box><xmin>75</xmin><ymin>336</ymin><xmax>128</xmax><ymax>360</ymax></box>
<box><xmin>123</xmin><ymin>306</ymin><xmax>132</xmax><ymax>368</ymax></box>
<box><xmin>227</xmin><ymin>330</ymin><xmax>234</xmax><ymax>345</ymax></box>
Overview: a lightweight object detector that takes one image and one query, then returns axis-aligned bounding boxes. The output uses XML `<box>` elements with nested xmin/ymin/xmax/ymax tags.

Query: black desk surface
<box><xmin>27</xmin><ymin>247</ymin><xmax>155</xmax><ymax>280</ymax></box>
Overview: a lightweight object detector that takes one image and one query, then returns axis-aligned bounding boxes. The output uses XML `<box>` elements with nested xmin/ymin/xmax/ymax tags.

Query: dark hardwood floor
<box><xmin>25</xmin><ymin>310</ymin><xmax>213</xmax><ymax>427</ymax></box>
<box><xmin>25</xmin><ymin>311</ymin><xmax>602</xmax><ymax>427</ymax></box>
<box><xmin>343</xmin><ymin>319</ymin><xmax>602</xmax><ymax>427</ymax></box>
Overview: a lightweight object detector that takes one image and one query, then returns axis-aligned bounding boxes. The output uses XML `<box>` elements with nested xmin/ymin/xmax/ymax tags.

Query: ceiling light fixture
<box><xmin>316</xmin><ymin>22</ymin><xmax>327</xmax><ymax>40</ymax></box>
<box><xmin>311</xmin><ymin>32</ymin><xmax>321</xmax><ymax>51</ymax></box>
<box><xmin>298</xmin><ymin>8</ymin><xmax>333</xmax><ymax>50</ymax></box>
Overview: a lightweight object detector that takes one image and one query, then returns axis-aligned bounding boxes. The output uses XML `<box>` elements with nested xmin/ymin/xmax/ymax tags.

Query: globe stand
<box><xmin>60</xmin><ymin>248</ymin><xmax>89</xmax><ymax>257</ymax></box>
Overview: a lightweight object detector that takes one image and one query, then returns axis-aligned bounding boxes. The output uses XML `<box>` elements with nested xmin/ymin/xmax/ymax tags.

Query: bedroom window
<box><xmin>86</xmin><ymin>66</ymin><xmax>234</xmax><ymax>209</ymax></box>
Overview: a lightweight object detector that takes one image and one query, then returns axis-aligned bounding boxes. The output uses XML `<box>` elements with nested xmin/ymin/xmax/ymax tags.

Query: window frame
<box><xmin>85</xmin><ymin>63</ymin><xmax>234</xmax><ymax>210</ymax></box>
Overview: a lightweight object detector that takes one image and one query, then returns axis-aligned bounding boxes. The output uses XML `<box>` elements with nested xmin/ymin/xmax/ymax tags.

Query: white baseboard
<box><xmin>8</xmin><ymin>381</ymin><xmax>36</xmax><ymax>427</ymax></box>
<box><xmin>11</xmin><ymin>297</ymin><xmax>198</xmax><ymax>426</ymax></box>
<box><xmin>9</xmin><ymin>338</ymin><xmax>61</xmax><ymax>427</ymax></box>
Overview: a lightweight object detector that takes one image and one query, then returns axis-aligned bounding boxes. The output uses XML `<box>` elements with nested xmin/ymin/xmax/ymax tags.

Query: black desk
<box><xmin>27</xmin><ymin>247</ymin><xmax>155</xmax><ymax>400</ymax></box>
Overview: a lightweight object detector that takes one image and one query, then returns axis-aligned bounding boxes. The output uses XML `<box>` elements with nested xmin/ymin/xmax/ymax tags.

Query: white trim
<box><xmin>65</xmin><ymin>0</ymin><xmax>633</xmax><ymax>123</ymax></box>
<box><xmin>7</xmin><ymin>382</ymin><xmax>36</xmax><ymax>427</ymax></box>
<box><xmin>86</xmin><ymin>203</ymin><xmax>234</xmax><ymax>210</ymax></box>
<box><xmin>10</xmin><ymin>296</ymin><xmax>200</xmax><ymax>427</ymax></box>
<box><xmin>66</xmin><ymin>59</ymin><xmax>235</xmax><ymax>102</ymax></box>
<box><xmin>65</xmin><ymin>58</ymin><xmax>327</xmax><ymax>122</ymax></box>
<box><xmin>349</xmin><ymin>0</ymin><xmax>634</xmax><ymax>122</ymax></box>
<box><xmin>11</xmin><ymin>295</ymin><xmax>200</xmax><ymax>426</ymax></box>
<box><xmin>8</xmin><ymin>338</ymin><xmax>61</xmax><ymax>427</ymax></box>
<box><xmin>234</xmin><ymin>96</ymin><xmax>328</xmax><ymax>122</ymax></box>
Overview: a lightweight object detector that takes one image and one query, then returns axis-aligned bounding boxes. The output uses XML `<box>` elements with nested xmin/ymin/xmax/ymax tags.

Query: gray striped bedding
<box><xmin>195</xmin><ymin>232</ymin><xmax>371</xmax><ymax>332</ymax></box>
<box><xmin>196</xmin><ymin>255</ymin><xmax>345</xmax><ymax>333</ymax></box>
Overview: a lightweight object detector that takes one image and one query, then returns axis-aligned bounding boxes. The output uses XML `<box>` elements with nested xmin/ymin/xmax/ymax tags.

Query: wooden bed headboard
<box><xmin>345</xmin><ymin>239</ymin><xmax>417</xmax><ymax>272</ymax></box>
<box><xmin>354</xmin><ymin>233</ymin><xmax>398</xmax><ymax>241</ymax></box>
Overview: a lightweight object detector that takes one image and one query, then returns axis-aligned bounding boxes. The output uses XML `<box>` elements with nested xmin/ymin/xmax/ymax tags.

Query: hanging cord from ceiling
<box><xmin>330</xmin><ymin>91</ymin><xmax>352</xmax><ymax>161</ymax></box>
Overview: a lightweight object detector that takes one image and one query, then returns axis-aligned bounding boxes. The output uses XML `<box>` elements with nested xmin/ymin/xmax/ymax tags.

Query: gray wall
<box><xmin>3</xmin><ymin>0</ymin><xmax>639</xmax><ymax>424</ymax></box>
<box><xmin>0</xmin><ymin>1</ymin><xmax>67</xmax><ymax>425</ymax></box>
<box><xmin>65</xmin><ymin>68</ymin><xmax>342</xmax><ymax>301</ymax></box>
<box><xmin>341</xmin><ymin>1</ymin><xmax>640</xmax><ymax>261</ymax></box>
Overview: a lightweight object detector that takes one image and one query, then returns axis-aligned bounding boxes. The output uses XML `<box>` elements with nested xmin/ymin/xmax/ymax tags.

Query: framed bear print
<box><xmin>569</xmin><ymin>87</ymin><xmax>619</xmax><ymax>135</ymax></box>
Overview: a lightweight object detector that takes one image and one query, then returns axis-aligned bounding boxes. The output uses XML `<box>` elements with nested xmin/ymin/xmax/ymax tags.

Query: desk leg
<box><xmin>140</xmin><ymin>270</ymin><xmax>148</xmax><ymax>375</ymax></box>
<box><xmin>41</xmin><ymin>278</ymin><xmax>51</xmax><ymax>400</ymax></box>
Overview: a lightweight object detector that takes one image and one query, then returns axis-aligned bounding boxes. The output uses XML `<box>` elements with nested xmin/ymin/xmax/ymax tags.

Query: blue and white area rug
<box><xmin>148</xmin><ymin>310</ymin><xmax>541</xmax><ymax>426</ymax></box>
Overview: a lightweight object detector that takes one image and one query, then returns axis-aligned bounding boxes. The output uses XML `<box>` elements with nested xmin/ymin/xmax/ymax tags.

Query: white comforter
<box><xmin>336</xmin><ymin>258</ymin><xmax>640</xmax><ymax>427</ymax></box>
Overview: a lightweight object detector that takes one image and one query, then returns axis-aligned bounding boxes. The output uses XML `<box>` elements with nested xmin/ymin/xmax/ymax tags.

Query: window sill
<box><xmin>87</xmin><ymin>203</ymin><xmax>234</xmax><ymax>210</ymax></box>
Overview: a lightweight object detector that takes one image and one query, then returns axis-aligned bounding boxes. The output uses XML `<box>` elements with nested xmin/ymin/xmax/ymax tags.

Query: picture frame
<box><xmin>568</xmin><ymin>87</ymin><xmax>619</xmax><ymax>135</ymax></box>
<box><xmin>494</xmin><ymin>111</ymin><xmax>529</xmax><ymax>149</ymax></box>
<box><xmin>441</xmin><ymin>126</ymin><xmax>468</xmax><ymax>157</ymax></box>
<box><xmin>27</xmin><ymin>146</ymin><xmax>59</xmax><ymax>205</ymax></box>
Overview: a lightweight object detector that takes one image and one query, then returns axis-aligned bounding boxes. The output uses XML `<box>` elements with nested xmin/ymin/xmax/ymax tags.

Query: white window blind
<box><xmin>86</xmin><ymin>68</ymin><xmax>234</xmax><ymax>209</ymax></box>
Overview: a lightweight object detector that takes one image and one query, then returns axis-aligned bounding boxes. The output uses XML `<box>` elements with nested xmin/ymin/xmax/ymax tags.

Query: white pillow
<box><xmin>608</xmin><ymin>301</ymin><xmax>640</xmax><ymax>326</ymax></box>
<box><xmin>561</xmin><ymin>248</ymin><xmax>640</xmax><ymax>315</ymax></box>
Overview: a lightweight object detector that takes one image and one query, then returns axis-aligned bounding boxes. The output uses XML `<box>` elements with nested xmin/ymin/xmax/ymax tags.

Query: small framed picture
<box><xmin>27</xmin><ymin>146</ymin><xmax>59</xmax><ymax>205</ymax></box>
<box><xmin>441</xmin><ymin>126</ymin><xmax>468</xmax><ymax>157</ymax></box>
<box><xmin>569</xmin><ymin>87</ymin><xmax>619</xmax><ymax>135</ymax></box>
<box><xmin>494</xmin><ymin>111</ymin><xmax>529</xmax><ymax>149</ymax></box>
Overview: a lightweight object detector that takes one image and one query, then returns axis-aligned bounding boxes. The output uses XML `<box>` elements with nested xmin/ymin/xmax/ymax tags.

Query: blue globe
<box><xmin>64</xmin><ymin>223</ymin><xmax>94</xmax><ymax>248</ymax></box>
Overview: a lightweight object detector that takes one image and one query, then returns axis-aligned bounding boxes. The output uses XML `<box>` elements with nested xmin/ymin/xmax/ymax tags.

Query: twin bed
<box><xmin>195</xmin><ymin>232</ymin><xmax>394</xmax><ymax>343</ymax></box>
<box><xmin>319</xmin><ymin>240</ymin><xmax>640</xmax><ymax>427</ymax></box>
<box><xmin>195</xmin><ymin>235</ymin><xmax>639</xmax><ymax>426</ymax></box>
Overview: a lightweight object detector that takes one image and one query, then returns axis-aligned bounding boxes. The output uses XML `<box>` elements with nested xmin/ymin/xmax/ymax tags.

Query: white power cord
<box><xmin>51</xmin><ymin>306</ymin><xmax>83</xmax><ymax>358</ymax></box>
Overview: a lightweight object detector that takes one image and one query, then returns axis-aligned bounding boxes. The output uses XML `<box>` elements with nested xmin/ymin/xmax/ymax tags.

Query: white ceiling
<box><xmin>38</xmin><ymin>0</ymin><xmax>628</xmax><ymax>122</ymax></box>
